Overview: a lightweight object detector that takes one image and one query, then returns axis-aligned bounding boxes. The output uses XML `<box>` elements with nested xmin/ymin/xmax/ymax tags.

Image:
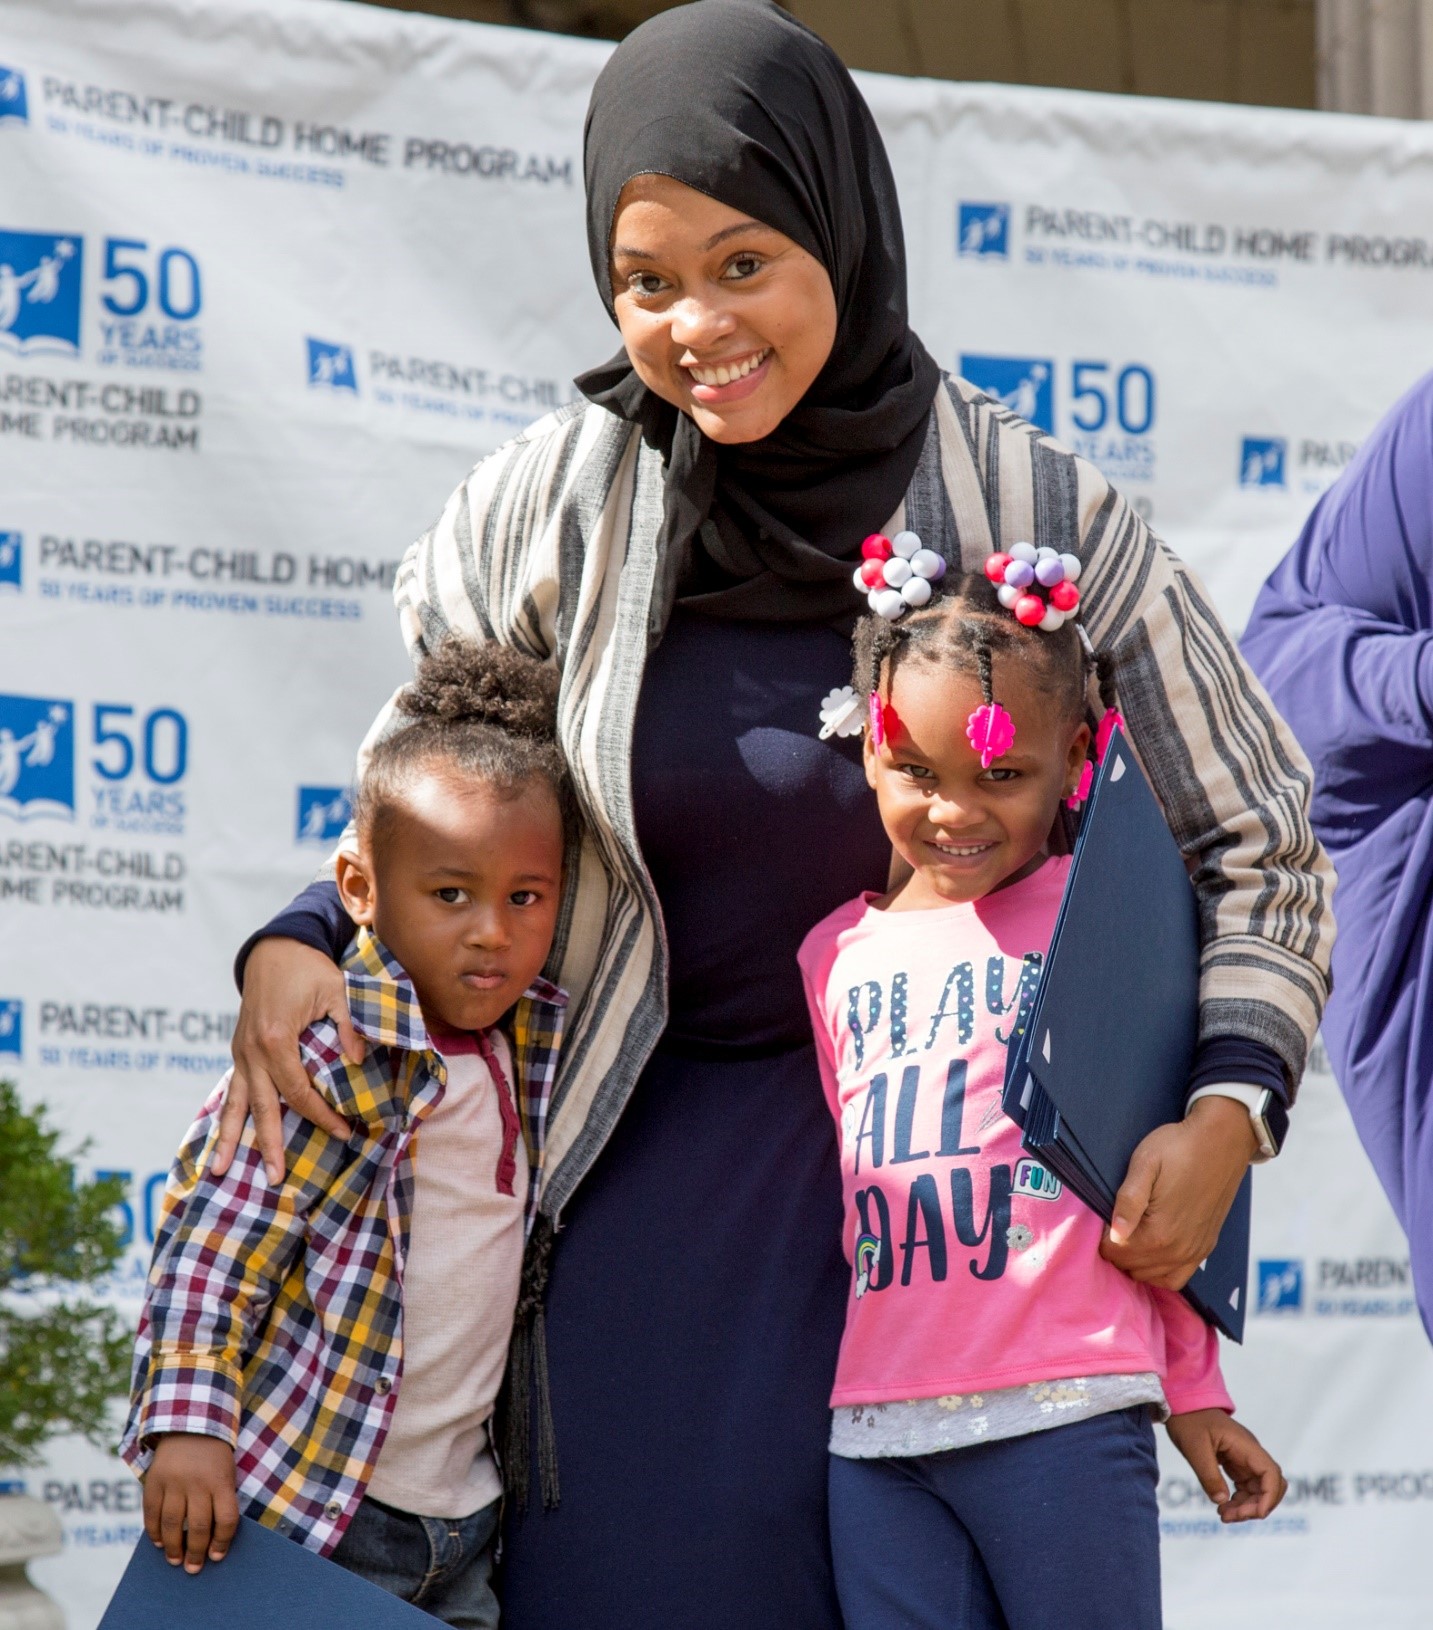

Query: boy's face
<box><xmin>337</xmin><ymin>768</ymin><xmax>564</xmax><ymax>1033</ymax></box>
<box><xmin>865</xmin><ymin>653</ymin><xmax>1089</xmax><ymax>910</ymax></box>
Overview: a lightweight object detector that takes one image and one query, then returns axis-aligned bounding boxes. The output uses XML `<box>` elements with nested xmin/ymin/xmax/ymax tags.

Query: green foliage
<box><xmin>0</xmin><ymin>1078</ymin><xmax>134</xmax><ymax>1469</ymax></box>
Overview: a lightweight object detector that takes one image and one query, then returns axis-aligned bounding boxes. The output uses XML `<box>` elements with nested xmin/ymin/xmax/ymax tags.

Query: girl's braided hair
<box><xmin>355</xmin><ymin>637</ymin><xmax>574</xmax><ymax>851</ymax></box>
<box><xmin>851</xmin><ymin>569</ymin><xmax>1117</xmax><ymax>727</ymax></box>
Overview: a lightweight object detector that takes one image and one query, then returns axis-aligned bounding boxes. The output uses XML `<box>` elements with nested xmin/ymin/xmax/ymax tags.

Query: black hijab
<box><xmin>577</xmin><ymin>0</ymin><xmax>940</xmax><ymax>628</ymax></box>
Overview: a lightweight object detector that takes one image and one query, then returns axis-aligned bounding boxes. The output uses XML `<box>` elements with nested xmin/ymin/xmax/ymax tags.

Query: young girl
<box><xmin>799</xmin><ymin>542</ymin><xmax>1286</xmax><ymax>1630</ymax></box>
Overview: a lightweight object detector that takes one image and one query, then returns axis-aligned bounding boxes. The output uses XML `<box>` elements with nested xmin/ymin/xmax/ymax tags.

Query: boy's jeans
<box><xmin>330</xmin><ymin>1493</ymin><xmax>501</xmax><ymax>1629</ymax></box>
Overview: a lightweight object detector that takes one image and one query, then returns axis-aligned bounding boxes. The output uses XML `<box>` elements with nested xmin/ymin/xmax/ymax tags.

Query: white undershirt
<box><xmin>367</xmin><ymin>1028</ymin><xmax>526</xmax><ymax>1518</ymax></box>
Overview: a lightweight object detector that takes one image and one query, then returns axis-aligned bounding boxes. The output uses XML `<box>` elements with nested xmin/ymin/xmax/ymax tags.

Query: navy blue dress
<box><xmin>500</xmin><ymin>609</ymin><xmax>890</xmax><ymax>1629</ymax></box>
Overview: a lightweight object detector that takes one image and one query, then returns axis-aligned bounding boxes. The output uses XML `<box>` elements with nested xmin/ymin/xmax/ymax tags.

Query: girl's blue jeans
<box><xmin>828</xmin><ymin>1405</ymin><xmax>1163</xmax><ymax>1630</ymax></box>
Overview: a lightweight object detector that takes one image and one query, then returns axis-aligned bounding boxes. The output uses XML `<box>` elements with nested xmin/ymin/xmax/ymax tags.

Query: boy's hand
<box><xmin>144</xmin><ymin>1435</ymin><xmax>240</xmax><ymax>1572</ymax></box>
<box><xmin>1165</xmin><ymin>1409</ymin><xmax>1287</xmax><ymax>1522</ymax></box>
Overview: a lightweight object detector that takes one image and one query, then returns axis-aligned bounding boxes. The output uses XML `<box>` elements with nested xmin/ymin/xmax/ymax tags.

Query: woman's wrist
<box><xmin>1183</xmin><ymin>1092</ymin><xmax>1261</xmax><ymax>1164</ymax></box>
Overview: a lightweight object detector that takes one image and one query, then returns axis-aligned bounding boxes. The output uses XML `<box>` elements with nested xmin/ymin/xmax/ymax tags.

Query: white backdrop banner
<box><xmin>2</xmin><ymin>2</ymin><xmax>1431</xmax><ymax>1625</ymax></box>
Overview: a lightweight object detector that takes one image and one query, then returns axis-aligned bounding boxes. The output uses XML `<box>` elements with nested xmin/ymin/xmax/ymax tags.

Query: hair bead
<box><xmin>901</xmin><ymin>575</ymin><xmax>933</xmax><ymax>607</ymax></box>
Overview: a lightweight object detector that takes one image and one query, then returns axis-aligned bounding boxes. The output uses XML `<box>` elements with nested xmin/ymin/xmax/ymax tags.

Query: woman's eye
<box><xmin>723</xmin><ymin>253</ymin><xmax>764</xmax><ymax>281</ymax></box>
<box><xmin>627</xmin><ymin>270</ymin><xmax>668</xmax><ymax>297</ymax></box>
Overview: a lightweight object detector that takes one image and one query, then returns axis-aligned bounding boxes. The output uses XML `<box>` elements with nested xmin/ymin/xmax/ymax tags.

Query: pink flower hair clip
<box><xmin>966</xmin><ymin>698</ymin><xmax>1015</xmax><ymax>768</ymax></box>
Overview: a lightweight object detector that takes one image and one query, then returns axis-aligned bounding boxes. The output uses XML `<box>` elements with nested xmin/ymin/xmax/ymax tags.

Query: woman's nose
<box><xmin>668</xmin><ymin>293</ymin><xmax>737</xmax><ymax>351</ymax></box>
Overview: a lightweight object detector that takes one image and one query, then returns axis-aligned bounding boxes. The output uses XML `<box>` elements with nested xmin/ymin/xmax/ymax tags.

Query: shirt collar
<box><xmin>340</xmin><ymin>928</ymin><xmax>569</xmax><ymax>1052</ymax></box>
<box><xmin>342</xmin><ymin>928</ymin><xmax>432</xmax><ymax>1052</ymax></box>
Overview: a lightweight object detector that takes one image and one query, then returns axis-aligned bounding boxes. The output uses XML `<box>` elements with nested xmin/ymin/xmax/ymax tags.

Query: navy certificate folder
<box><xmin>1001</xmin><ymin>726</ymin><xmax>1251</xmax><ymax>1342</ymax></box>
<box><xmin>98</xmin><ymin>1514</ymin><xmax>441</xmax><ymax>1628</ymax></box>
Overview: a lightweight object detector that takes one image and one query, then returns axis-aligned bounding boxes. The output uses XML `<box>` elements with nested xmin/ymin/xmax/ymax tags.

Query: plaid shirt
<box><xmin>119</xmin><ymin>928</ymin><xmax>566</xmax><ymax>1554</ymax></box>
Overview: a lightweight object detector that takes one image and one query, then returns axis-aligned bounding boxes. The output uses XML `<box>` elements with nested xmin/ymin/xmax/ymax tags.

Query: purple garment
<box><xmin>1242</xmin><ymin>369</ymin><xmax>1433</xmax><ymax>1335</ymax></box>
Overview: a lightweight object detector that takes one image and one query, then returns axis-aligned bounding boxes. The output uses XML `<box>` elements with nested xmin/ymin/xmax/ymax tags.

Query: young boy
<box><xmin>120</xmin><ymin>641</ymin><xmax>571</xmax><ymax>1627</ymax></box>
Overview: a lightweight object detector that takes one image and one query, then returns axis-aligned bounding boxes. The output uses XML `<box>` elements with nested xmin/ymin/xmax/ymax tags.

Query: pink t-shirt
<box><xmin>797</xmin><ymin>856</ymin><xmax>1232</xmax><ymax>1415</ymax></box>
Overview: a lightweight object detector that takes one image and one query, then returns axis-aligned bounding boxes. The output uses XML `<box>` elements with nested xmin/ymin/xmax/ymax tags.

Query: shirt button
<box><xmin>375</xmin><ymin>1376</ymin><xmax>392</xmax><ymax>1395</ymax></box>
<box><xmin>324</xmin><ymin>1501</ymin><xmax>343</xmax><ymax>1521</ymax></box>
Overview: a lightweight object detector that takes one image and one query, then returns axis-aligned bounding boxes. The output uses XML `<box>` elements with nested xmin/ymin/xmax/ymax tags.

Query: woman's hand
<box><xmin>1165</xmin><ymin>1409</ymin><xmax>1287</xmax><ymax>1523</ymax></box>
<box><xmin>215</xmin><ymin>938</ymin><xmax>361</xmax><ymax>1184</ymax></box>
<box><xmin>1098</xmin><ymin>1096</ymin><xmax>1258</xmax><ymax>1288</ymax></box>
<box><xmin>144</xmin><ymin>1435</ymin><xmax>240</xmax><ymax>1571</ymax></box>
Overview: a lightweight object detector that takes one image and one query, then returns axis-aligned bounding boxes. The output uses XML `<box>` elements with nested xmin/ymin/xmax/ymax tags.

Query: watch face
<box><xmin>1262</xmin><ymin>1095</ymin><xmax>1290</xmax><ymax>1154</ymax></box>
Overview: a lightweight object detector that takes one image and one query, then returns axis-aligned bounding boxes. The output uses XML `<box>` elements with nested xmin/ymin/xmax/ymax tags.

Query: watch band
<box><xmin>1185</xmin><ymin>1082</ymin><xmax>1286</xmax><ymax>1161</ymax></box>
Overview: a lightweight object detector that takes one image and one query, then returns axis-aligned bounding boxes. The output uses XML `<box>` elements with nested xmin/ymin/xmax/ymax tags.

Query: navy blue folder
<box><xmin>98</xmin><ymin>1514</ymin><xmax>442</xmax><ymax>1628</ymax></box>
<box><xmin>1001</xmin><ymin>726</ymin><xmax>1251</xmax><ymax>1342</ymax></box>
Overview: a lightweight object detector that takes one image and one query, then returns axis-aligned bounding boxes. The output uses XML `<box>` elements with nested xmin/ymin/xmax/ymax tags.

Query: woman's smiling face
<box><xmin>609</xmin><ymin>174</ymin><xmax>838</xmax><ymax>444</ymax></box>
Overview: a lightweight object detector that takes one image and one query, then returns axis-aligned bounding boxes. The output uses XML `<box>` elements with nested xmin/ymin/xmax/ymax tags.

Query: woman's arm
<box><xmin>1086</xmin><ymin>538</ymin><xmax>1334</xmax><ymax>1085</ymax></box>
<box><xmin>958</xmin><ymin>391</ymin><xmax>1336</xmax><ymax>1284</ymax></box>
<box><xmin>948</xmin><ymin>382</ymin><xmax>1335</xmax><ymax>1083</ymax></box>
<box><xmin>1087</xmin><ymin>523</ymin><xmax>1332</xmax><ymax>1282</ymax></box>
<box><xmin>233</xmin><ymin>879</ymin><xmax>354</xmax><ymax>987</ymax></box>
<box><xmin>1243</xmin><ymin>373</ymin><xmax>1433</xmax><ymax>846</ymax></box>
<box><xmin>215</xmin><ymin>934</ymin><xmax>357</xmax><ymax>1181</ymax></box>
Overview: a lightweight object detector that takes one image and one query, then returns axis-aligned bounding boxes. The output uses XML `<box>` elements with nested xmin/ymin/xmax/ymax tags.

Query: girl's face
<box><xmin>609</xmin><ymin>173</ymin><xmax>838</xmax><ymax>445</ymax></box>
<box><xmin>865</xmin><ymin>652</ymin><xmax>1090</xmax><ymax>911</ymax></box>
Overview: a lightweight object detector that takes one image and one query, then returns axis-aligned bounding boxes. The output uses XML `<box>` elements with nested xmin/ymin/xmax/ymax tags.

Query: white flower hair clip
<box><xmin>818</xmin><ymin>686</ymin><xmax>865</xmax><ymax>740</ymax></box>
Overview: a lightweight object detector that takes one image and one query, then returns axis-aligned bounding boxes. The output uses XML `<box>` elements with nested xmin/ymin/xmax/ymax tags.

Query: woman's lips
<box><xmin>685</xmin><ymin>348</ymin><xmax>772</xmax><ymax>405</ymax></box>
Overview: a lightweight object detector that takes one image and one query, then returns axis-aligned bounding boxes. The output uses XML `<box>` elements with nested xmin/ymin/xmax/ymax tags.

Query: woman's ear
<box><xmin>335</xmin><ymin>849</ymin><xmax>377</xmax><ymax>927</ymax></box>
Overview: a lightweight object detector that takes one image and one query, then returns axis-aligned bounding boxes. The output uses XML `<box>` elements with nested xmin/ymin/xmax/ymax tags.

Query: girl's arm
<box><xmin>1149</xmin><ymin>1285</ymin><xmax>1232</xmax><ymax>1419</ymax></box>
<box><xmin>1153</xmin><ymin>1288</ymin><xmax>1285</xmax><ymax>1524</ymax></box>
<box><xmin>1164</xmin><ymin>1409</ymin><xmax>1287</xmax><ymax>1523</ymax></box>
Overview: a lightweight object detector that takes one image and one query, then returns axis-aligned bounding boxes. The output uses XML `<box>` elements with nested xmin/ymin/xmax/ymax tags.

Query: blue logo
<box><xmin>0</xmin><ymin>532</ymin><xmax>18</xmax><ymax>590</ymax></box>
<box><xmin>1240</xmin><ymin>437</ymin><xmax>1287</xmax><ymax>488</ymax></box>
<box><xmin>0</xmin><ymin>231</ymin><xmax>82</xmax><ymax>356</ymax></box>
<box><xmin>297</xmin><ymin>786</ymin><xmax>353</xmax><ymax>842</ymax></box>
<box><xmin>0</xmin><ymin>695</ymin><xmax>75</xmax><ymax>821</ymax></box>
<box><xmin>1257</xmin><ymin>1258</ymin><xmax>1304</xmax><ymax>1313</ymax></box>
<box><xmin>0</xmin><ymin>68</ymin><xmax>27</xmax><ymax>127</ymax></box>
<box><xmin>959</xmin><ymin>354</ymin><xmax>1055</xmax><ymax>434</ymax></box>
<box><xmin>306</xmin><ymin>338</ymin><xmax>357</xmax><ymax>393</ymax></box>
<box><xmin>958</xmin><ymin>202</ymin><xmax>1010</xmax><ymax>260</ymax></box>
<box><xmin>0</xmin><ymin>999</ymin><xmax>21</xmax><ymax>1058</ymax></box>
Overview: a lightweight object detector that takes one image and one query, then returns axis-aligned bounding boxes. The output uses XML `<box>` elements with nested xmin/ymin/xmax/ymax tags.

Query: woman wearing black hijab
<box><xmin>224</xmin><ymin>4</ymin><xmax>1332</xmax><ymax>1624</ymax></box>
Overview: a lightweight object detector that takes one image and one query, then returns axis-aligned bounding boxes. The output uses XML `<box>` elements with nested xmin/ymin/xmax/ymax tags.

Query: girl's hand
<box><xmin>144</xmin><ymin>1435</ymin><xmax>240</xmax><ymax>1571</ymax></box>
<box><xmin>215</xmin><ymin>938</ymin><xmax>360</xmax><ymax>1184</ymax></box>
<box><xmin>1165</xmin><ymin>1409</ymin><xmax>1287</xmax><ymax>1522</ymax></box>
<box><xmin>1099</xmin><ymin>1096</ymin><xmax>1257</xmax><ymax>1288</ymax></box>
